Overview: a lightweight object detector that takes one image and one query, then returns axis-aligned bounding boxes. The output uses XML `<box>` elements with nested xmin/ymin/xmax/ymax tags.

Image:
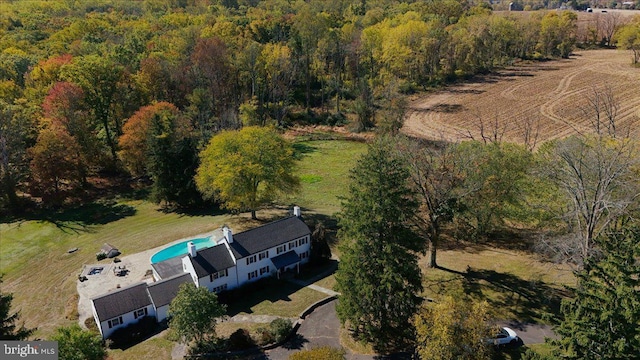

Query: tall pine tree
<box><xmin>335</xmin><ymin>137</ymin><xmax>424</xmax><ymax>352</ymax></box>
<box><xmin>553</xmin><ymin>228</ymin><xmax>640</xmax><ymax>359</ymax></box>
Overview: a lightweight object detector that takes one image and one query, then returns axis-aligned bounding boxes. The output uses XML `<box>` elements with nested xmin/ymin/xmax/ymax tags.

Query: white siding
<box><xmin>197</xmin><ymin>266</ymin><xmax>238</xmax><ymax>292</ymax></box>
<box><xmin>155</xmin><ymin>305</ymin><xmax>169</xmax><ymax>323</ymax></box>
<box><xmin>181</xmin><ymin>256</ymin><xmax>198</xmax><ymax>285</ymax></box>
<box><xmin>96</xmin><ymin>304</ymin><xmax>156</xmax><ymax>339</ymax></box>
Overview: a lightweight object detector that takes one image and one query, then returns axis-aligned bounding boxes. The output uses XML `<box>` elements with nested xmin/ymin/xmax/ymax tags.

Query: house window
<box><xmin>259</xmin><ymin>266</ymin><xmax>270</xmax><ymax>275</ymax></box>
<box><xmin>288</xmin><ymin>241</ymin><xmax>296</xmax><ymax>250</ymax></box>
<box><xmin>248</xmin><ymin>270</ymin><xmax>258</xmax><ymax>280</ymax></box>
<box><xmin>246</xmin><ymin>255</ymin><xmax>257</xmax><ymax>265</ymax></box>
<box><xmin>258</xmin><ymin>251</ymin><xmax>268</xmax><ymax>260</ymax></box>
<box><xmin>108</xmin><ymin>316</ymin><xmax>123</xmax><ymax>328</ymax></box>
<box><xmin>213</xmin><ymin>284</ymin><xmax>228</xmax><ymax>293</ymax></box>
<box><xmin>300</xmin><ymin>251</ymin><xmax>308</xmax><ymax>259</ymax></box>
<box><xmin>210</xmin><ymin>269</ymin><xmax>228</xmax><ymax>282</ymax></box>
<box><xmin>276</xmin><ymin>245</ymin><xmax>286</xmax><ymax>254</ymax></box>
<box><xmin>134</xmin><ymin>308</ymin><xmax>148</xmax><ymax>319</ymax></box>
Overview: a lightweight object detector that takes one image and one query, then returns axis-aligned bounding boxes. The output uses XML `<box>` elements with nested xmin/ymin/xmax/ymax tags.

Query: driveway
<box><xmin>499</xmin><ymin>321</ymin><xmax>558</xmax><ymax>345</ymax></box>
<box><xmin>263</xmin><ymin>299</ymin><xmax>375</xmax><ymax>360</ymax></box>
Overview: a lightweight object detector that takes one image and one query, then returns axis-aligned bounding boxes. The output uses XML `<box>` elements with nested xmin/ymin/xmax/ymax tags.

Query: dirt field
<box><xmin>402</xmin><ymin>49</ymin><xmax>640</xmax><ymax>145</ymax></box>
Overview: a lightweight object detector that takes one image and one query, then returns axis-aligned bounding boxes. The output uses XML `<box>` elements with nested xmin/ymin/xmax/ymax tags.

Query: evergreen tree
<box><xmin>553</xmin><ymin>228</ymin><xmax>640</xmax><ymax>359</ymax></box>
<box><xmin>146</xmin><ymin>108</ymin><xmax>200</xmax><ymax>207</ymax></box>
<box><xmin>335</xmin><ymin>137</ymin><xmax>423</xmax><ymax>352</ymax></box>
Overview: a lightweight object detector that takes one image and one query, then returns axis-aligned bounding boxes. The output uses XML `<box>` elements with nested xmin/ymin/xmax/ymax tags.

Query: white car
<box><xmin>487</xmin><ymin>327</ymin><xmax>519</xmax><ymax>346</ymax></box>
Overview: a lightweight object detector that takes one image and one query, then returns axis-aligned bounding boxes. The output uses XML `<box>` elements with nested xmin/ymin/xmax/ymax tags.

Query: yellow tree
<box><xmin>615</xmin><ymin>18</ymin><xmax>640</xmax><ymax>64</ymax></box>
<box><xmin>414</xmin><ymin>296</ymin><xmax>494</xmax><ymax>360</ymax></box>
<box><xmin>195</xmin><ymin>126</ymin><xmax>299</xmax><ymax>219</ymax></box>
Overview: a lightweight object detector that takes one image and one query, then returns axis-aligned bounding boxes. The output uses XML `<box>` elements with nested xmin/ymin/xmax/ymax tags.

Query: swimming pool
<box><xmin>150</xmin><ymin>237</ymin><xmax>216</xmax><ymax>264</ymax></box>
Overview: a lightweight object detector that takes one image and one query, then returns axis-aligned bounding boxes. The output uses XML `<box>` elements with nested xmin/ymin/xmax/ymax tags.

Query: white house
<box><xmin>91</xmin><ymin>282</ymin><xmax>156</xmax><ymax>339</ymax></box>
<box><xmin>180</xmin><ymin>210</ymin><xmax>312</xmax><ymax>293</ymax></box>
<box><xmin>146</xmin><ymin>273</ymin><xmax>192</xmax><ymax>322</ymax></box>
<box><xmin>90</xmin><ymin>207</ymin><xmax>312</xmax><ymax>339</ymax></box>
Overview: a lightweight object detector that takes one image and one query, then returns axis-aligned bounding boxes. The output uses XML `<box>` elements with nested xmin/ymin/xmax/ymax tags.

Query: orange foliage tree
<box><xmin>29</xmin><ymin>126</ymin><xmax>84</xmax><ymax>206</ymax></box>
<box><xmin>118</xmin><ymin>102</ymin><xmax>180</xmax><ymax>176</ymax></box>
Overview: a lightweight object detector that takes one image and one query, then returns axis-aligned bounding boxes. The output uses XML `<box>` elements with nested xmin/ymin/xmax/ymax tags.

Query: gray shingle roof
<box><xmin>188</xmin><ymin>244</ymin><xmax>236</xmax><ymax>278</ymax></box>
<box><xmin>91</xmin><ymin>283</ymin><xmax>151</xmax><ymax>321</ymax></box>
<box><xmin>271</xmin><ymin>250</ymin><xmax>301</xmax><ymax>269</ymax></box>
<box><xmin>229</xmin><ymin>216</ymin><xmax>310</xmax><ymax>259</ymax></box>
<box><xmin>147</xmin><ymin>273</ymin><xmax>193</xmax><ymax>308</ymax></box>
<box><xmin>151</xmin><ymin>257</ymin><xmax>185</xmax><ymax>280</ymax></box>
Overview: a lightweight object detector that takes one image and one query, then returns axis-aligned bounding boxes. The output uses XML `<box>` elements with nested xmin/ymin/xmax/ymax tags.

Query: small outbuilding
<box><xmin>97</xmin><ymin>243</ymin><xmax>121</xmax><ymax>258</ymax></box>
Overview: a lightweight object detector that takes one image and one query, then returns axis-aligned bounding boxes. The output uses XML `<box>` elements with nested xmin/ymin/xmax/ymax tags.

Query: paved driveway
<box><xmin>256</xmin><ymin>300</ymin><xmax>378</xmax><ymax>360</ymax></box>
<box><xmin>499</xmin><ymin>321</ymin><xmax>558</xmax><ymax>345</ymax></box>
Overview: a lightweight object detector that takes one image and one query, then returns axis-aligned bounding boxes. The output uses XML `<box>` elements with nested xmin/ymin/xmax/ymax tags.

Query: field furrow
<box><xmin>403</xmin><ymin>49</ymin><xmax>640</xmax><ymax>145</ymax></box>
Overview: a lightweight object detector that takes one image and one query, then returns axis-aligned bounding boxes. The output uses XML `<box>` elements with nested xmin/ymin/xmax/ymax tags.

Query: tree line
<box><xmin>2</xmin><ymin>0</ymin><xmax>612</xmax><ymax>214</ymax></box>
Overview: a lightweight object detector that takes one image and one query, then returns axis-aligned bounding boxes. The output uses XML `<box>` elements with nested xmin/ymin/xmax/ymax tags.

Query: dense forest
<box><xmin>0</xmin><ymin>0</ymin><xmax>634</xmax><ymax>213</ymax></box>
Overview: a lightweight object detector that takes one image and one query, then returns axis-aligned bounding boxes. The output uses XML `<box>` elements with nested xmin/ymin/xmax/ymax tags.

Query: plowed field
<box><xmin>402</xmin><ymin>49</ymin><xmax>640</xmax><ymax>144</ymax></box>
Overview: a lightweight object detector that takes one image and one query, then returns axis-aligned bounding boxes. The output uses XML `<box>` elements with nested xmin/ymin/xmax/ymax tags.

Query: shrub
<box><xmin>289</xmin><ymin>346</ymin><xmax>346</xmax><ymax>360</ymax></box>
<box><xmin>269</xmin><ymin>318</ymin><xmax>293</xmax><ymax>343</ymax></box>
<box><xmin>84</xmin><ymin>317</ymin><xmax>99</xmax><ymax>333</ymax></box>
<box><xmin>227</xmin><ymin>328</ymin><xmax>256</xmax><ymax>350</ymax></box>
<box><xmin>96</xmin><ymin>252</ymin><xmax>107</xmax><ymax>261</ymax></box>
<box><xmin>256</xmin><ymin>326</ymin><xmax>275</xmax><ymax>346</ymax></box>
<box><xmin>188</xmin><ymin>339</ymin><xmax>223</xmax><ymax>356</ymax></box>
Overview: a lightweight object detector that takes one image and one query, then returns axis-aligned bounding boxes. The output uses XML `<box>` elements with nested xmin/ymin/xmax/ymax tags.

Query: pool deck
<box><xmin>76</xmin><ymin>229</ymin><xmax>223</xmax><ymax>328</ymax></box>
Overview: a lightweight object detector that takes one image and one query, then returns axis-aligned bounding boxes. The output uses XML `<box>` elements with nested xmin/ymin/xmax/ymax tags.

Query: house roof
<box><xmin>271</xmin><ymin>250</ymin><xmax>301</xmax><ymax>269</ymax></box>
<box><xmin>229</xmin><ymin>216</ymin><xmax>310</xmax><ymax>259</ymax></box>
<box><xmin>151</xmin><ymin>257</ymin><xmax>185</xmax><ymax>280</ymax></box>
<box><xmin>188</xmin><ymin>244</ymin><xmax>236</xmax><ymax>278</ymax></box>
<box><xmin>91</xmin><ymin>282</ymin><xmax>151</xmax><ymax>321</ymax></box>
<box><xmin>100</xmin><ymin>243</ymin><xmax>118</xmax><ymax>252</ymax></box>
<box><xmin>147</xmin><ymin>273</ymin><xmax>193</xmax><ymax>308</ymax></box>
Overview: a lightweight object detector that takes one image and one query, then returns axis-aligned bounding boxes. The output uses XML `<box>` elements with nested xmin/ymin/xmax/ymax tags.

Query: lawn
<box><xmin>420</xmin><ymin>244</ymin><xmax>575</xmax><ymax>324</ymax></box>
<box><xmin>284</xmin><ymin>140</ymin><xmax>368</xmax><ymax>215</ymax></box>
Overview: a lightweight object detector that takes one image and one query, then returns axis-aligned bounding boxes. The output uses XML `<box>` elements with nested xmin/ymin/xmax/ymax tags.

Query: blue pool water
<box><xmin>150</xmin><ymin>237</ymin><xmax>215</xmax><ymax>264</ymax></box>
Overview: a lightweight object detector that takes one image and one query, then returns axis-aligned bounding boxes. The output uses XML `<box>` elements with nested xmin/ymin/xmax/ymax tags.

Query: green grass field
<box><xmin>285</xmin><ymin>140</ymin><xmax>368</xmax><ymax>215</ymax></box>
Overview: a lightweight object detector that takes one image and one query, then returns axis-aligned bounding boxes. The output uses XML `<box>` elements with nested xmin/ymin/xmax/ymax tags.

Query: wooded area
<box><xmin>4</xmin><ymin>0</ymin><xmax>637</xmax><ymax>214</ymax></box>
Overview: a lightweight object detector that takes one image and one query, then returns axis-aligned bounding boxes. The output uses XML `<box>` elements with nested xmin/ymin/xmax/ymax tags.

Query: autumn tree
<box><xmin>615</xmin><ymin>18</ymin><xmax>640</xmax><ymax>64</ymax></box>
<box><xmin>168</xmin><ymin>283</ymin><xmax>227</xmax><ymax>345</ymax></box>
<box><xmin>552</xmin><ymin>228</ymin><xmax>640</xmax><ymax>359</ymax></box>
<box><xmin>29</xmin><ymin>126</ymin><xmax>84</xmax><ymax>206</ymax></box>
<box><xmin>118</xmin><ymin>102</ymin><xmax>180</xmax><ymax>176</ymax></box>
<box><xmin>414</xmin><ymin>296</ymin><xmax>494</xmax><ymax>360</ymax></box>
<box><xmin>537</xmin><ymin>11</ymin><xmax>577</xmax><ymax>58</ymax></box>
<box><xmin>335</xmin><ymin>137</ymin><xmax>423</xmax><ymax>352</ymax></box>
<box><xmin>185</xmin><ymin>37</ymin><xmax>237</xmax><ymax>141</ymax></box>
<box><xmin>195</xmin><ymin>126</ymin><xmax>299</xmax><ymax>219</ymax></box>
<box><xmin>61</xmin><ymin>55</ymin><xmax>124</xmax><ymax>164</ymax></box>
<box><xmin>43</xmin><ymin>81</ymin><xmax>101</xmax><ymax>176</ymax></box>
<box><xmin>119</xmin><ymin>102</ymin><xmax>199</xmax><ymax>206</ymax></box>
